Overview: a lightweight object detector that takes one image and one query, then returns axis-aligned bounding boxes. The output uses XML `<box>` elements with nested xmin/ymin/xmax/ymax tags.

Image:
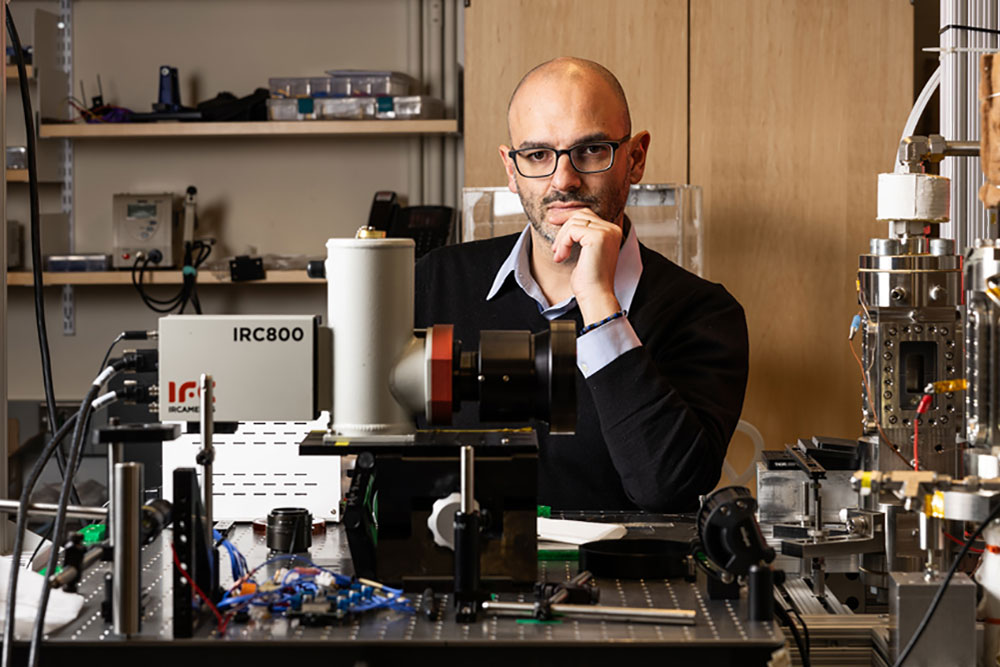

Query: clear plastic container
<box><xmin>269</xmin><ymin>77</ymin><xmax>334</xmax><ymax>99</ymax></box>
<box><xmin>326</xmin><ymin>70</ymin><xmax>415</xmax><ymax>97</ymax></box>
<box><xmin>462</xmin><ymin>184</ymin><xmax>704</xmax><ymax>276</ymax></box>
<box><xmin>315</xmin><ymin>97</ymin><xmax>376</xmax><ymax>120</ymax></box>
<box><xmin>267</xmin><ymin>98</ymin><xmax>319</xmax><ymax>121</ymax></box>
<box><xmin>375</xmin><ymin>95</ymin><xmax>443</xmax><ymax>120</ymax></box>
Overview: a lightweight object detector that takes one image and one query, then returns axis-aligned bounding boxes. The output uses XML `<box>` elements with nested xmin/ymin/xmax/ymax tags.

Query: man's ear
<box><xmin>627</xmin><ymin>131</ymin><xmax>651</xmax><ymax>184</ymax></box>
<box><xmin>498</xmin><ymin>145</ymin><xmax>519</xmax><ymax>194</ymax></box>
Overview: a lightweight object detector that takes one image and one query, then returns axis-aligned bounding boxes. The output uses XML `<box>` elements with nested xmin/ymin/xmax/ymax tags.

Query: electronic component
<box><xmin>157</xmin><ymin>314</ymin><xmax>331</xmax><ymax>422</ymax></box>
<box><xmin>112</xmin><ymin>193</ymin><xmax>179</xmax><ymax>269</ymax></box>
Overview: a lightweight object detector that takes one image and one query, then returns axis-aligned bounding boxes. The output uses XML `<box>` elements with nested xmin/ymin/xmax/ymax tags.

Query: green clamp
<box><xmin>80</xmin><ymin>523</ymin><xmax>107</xmax><ymax>545</ymax></box>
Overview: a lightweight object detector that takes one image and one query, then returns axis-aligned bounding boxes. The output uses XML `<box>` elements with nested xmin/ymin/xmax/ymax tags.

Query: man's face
<box><xmin>500</xmin><ymin>71</ymin><xmax>637</xmax><ymax>247</ymax></box>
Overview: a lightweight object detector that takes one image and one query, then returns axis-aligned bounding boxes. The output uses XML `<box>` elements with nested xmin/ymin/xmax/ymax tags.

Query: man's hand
<box><xmin>551</xmin><ymin>208</ymin><xmax>622</xmax><ymax>326</ymax></box>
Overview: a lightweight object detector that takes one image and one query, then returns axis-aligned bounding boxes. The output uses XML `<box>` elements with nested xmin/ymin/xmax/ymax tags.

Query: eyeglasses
<box><xmin>508</xmin><ymin>134</ymin><xmax>630</xmax><ymax>178</ymax></box>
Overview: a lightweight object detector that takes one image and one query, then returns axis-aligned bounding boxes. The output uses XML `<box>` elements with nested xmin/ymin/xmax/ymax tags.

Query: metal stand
<box><xmin>112</xmin><ymin>462</ymin><xmax>142</xmax><ymax>636</ymax></box>
<box><xmin>454</xmin><ymin>445</ymin><xmax>480</xmax><ymax>622</ymax></box>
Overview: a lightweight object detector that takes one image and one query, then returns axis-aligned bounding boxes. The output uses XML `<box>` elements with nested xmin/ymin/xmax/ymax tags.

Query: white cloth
<box><xmin>0</xmin><ymin>556</ymin><xmax>84</xmax><ymax>638</ymax></box>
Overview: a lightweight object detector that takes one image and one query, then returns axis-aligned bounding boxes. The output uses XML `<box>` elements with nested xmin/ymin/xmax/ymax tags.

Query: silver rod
<box><xmin>460</xmin><ymin>445</ymin><xmax>474</xmax><ymax>513</ymax></box>
<box><xmin>944</xmin><ymin>141</ymin><xmax>980</xmax><ymax>156</ymax></box>
<box><xmin>106</xmin><ymin>440</ymin><xmax>122</xmax><ymax>546</ymax></box>
<box><xmin>0</xmin><ymin>499</ymin><xmax>106</xmax><ymax>520</ymax></box>
<box><xmin>200</xmin><ymin>373</ymin><xmax>214</xmax><ymax>527</ymax></box>
<box><xmin>482</xmin><ymin>600</ymin><xmax>697</xmax><ymax>625</ymax></box>
<box><xmin>112</xmin><ymin>462</ymin><xmax>142</xmax><ymax>636</ymax></box>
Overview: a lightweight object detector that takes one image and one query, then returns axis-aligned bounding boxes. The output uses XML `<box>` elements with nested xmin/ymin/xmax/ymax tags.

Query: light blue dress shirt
<box><xmin>485</xmin><ymin>223</ymin><xmax>643</xmax><ymax>378</ymax></box>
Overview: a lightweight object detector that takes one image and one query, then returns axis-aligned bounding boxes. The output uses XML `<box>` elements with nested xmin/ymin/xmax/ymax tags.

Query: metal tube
<box><xmin>106</xmin><ymin>440</ymin><xmax>122</xmax><ymax>546</ymax></box>
<box><xmin>200</xmin><ymin>373</ymin><xmax>213</xmax><ymax>528</ymax></box>
<box><xmin>481</xmin><ymin>600</ymin><xmax>697</xmax><ymax>625</ymax></box>
<box><xmin>0</xmin><ymin>499</ymin><xmax>106</xmax><ymax>520</ymax></box>
<box><xmin>944</xmin><ymin>140</ymin><xmax>980</xmax><ymax>157</ymax></box>
<box><xmin>112</xmin><ymin>462</ymin><xmax>142</xmax><ymax>636</ymax></box>
<box><xmin>460</xmin><ymin>445</ymin><xmax>474</xmax><ymax>513</ymax></box>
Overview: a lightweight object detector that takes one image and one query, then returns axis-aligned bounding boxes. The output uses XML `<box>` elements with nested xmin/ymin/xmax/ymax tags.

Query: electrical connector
<box><xmin>924</xmin><ymin>379</ymin><xmax>968</xmax><ymax>395</ymax></box>
<box><xmin>122</xmin><ymin>330</ymin><xmax>157</xmax><ymax>341</ymax></box>
<box><xmin>120</xmin><ymin>379</ymin><xmax>157</xmax><ymax>404</ymax></box>
<box><xmin>848</xmin><ymin>314</ymin><xmax>862</xmax><ymax>341</ymax></box>
<box><xmin>119</xmin><ymin>348</ymin><xmax>158</xmax><ymax>373</ymax></box>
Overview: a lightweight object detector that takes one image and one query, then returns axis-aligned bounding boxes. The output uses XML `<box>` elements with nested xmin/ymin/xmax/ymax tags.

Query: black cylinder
<box><xmin>748</xmin><ymin>564</ymin><xmax>774</xmax><ymax>622</ymax></box>
<box><xmin>266</xmin><ymin>507</ymin><xmax>312</xmax><ymax>553</ymax></box>
<box><xmin>453</xmin><ymin>510</ymin><xmax>480</xmax><ymax>606</ymax></box>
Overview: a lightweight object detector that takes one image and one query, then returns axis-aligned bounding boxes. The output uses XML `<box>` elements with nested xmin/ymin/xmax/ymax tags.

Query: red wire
<box><xmin>914</xmin><ymin>394</ymin><xmax>934</xmax><ymax>471</ymax></box>
<box><xmin>169</xmin><ymin>541</ymin><xmax>229</xmax><ymax>635</ymax></box>
<box><xmin>945</xmin><ymin>531</ymin><xmax>984</xmax><ymax>554</ymax></box>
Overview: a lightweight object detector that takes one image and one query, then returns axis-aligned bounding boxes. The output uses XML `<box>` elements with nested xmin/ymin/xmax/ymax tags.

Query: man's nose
<box><xmin>549</xmin><ymin>152</ymin><xmax>582</xmax><ymax>191</ymax></box>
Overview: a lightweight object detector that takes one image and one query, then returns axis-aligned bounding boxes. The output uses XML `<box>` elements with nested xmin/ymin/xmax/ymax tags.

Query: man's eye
<box><xmin>580</xmin><ymin>144</ymin><xmax>608</xmax><ymax>156</ymax></box>
<box><xmin>524</xmin><ymin>150</ymin><xmax>551</xmax><ymax>162</ymax></box>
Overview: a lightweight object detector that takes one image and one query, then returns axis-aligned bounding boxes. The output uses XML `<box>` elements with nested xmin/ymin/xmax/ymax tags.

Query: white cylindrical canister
<box><xmin>876</xmin><ymin>172</ymin><xmax>950</xmax><ymax>222</ymax></box>
<box><xmin>325</xmin><ymin>238</ymin><xmax>415</xmax><ymax>436</ymax></box>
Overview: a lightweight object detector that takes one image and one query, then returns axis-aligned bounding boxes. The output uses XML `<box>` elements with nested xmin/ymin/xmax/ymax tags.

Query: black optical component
<box><xmin>696</xmin><ymin>486</ymin><xmax>775</xmax><ymax>578</ymax></box>
<box><xmin>266</xmin><ymin>507</ymin><xmax>312</xmax><ymax>553</ymax></box>
<box><xmin>453</xmin><ymin>321</ymin><xmax>576</xmax><ymax>434</ymax></box>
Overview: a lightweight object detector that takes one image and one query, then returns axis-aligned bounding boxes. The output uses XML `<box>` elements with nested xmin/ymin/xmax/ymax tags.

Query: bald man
<box><xmin>415</xmin><ymin>58</ymin><xmax>748</xmax><ymax>512</ymax></box>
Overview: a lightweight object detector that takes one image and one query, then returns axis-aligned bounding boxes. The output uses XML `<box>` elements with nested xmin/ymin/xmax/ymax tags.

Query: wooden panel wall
<box><xmin>690</xmin><ymin>0</ymin><xmax>913</xmax><ymax>462</ymax></box>
<box><xmin>465</xmin><ymin>1</ymin><xmax>914</xmax><ymax>466</ymax></box>
<box><xmin>464</xmin><ymin>0</ymin><xmax>688</xmax><ymax>187</ymax></box>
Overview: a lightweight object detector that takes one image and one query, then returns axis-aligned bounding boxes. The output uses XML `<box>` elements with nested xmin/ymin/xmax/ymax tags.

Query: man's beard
<box><xmin>517</xmin><ymin>179</ymin><xmax>629</xmax><ymax>249</ymax></box>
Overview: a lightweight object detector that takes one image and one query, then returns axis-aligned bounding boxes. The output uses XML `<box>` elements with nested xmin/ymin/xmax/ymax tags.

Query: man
<box><xmin>415</xmin><ymin>57</ymin><xmax>748</xmax><ymax>512</ymax></box>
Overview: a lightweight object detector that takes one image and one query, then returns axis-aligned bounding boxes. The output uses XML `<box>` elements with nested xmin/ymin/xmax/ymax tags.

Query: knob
<box><xmin>306</xmin><ymin>260</ymin><xmax>325</xmax><ymax>279</ymax></box>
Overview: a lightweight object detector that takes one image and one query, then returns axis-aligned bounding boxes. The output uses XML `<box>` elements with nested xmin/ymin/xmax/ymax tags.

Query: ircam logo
<box><xmin>167</xmin><ymin>380</ymin><xmax>216</xmax><ymax>413</ymax></box>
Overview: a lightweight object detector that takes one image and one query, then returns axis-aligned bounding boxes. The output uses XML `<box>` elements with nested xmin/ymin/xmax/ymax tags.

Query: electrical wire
<box><xmin>28</xmin><ymin>365</ymin><xmax>115</xmax><ymax>667</ymax></box>
<box><xmin>169</xmin><ymin>542</ymin><xmax>229</xmax><ymax>635</ymax></box>
<box><xmin>789</xmin><ymin>605</ymin><xmax>811</xmax><ymax>659</ymax></box>
<box><xmin>945</xmin><ymin>531</ymin><xmax>984</xmax><ymax>554</ymax></box>
<box><xmin>6</xmin><ymin>7</ymin><xmax>80</xmax><ymax>508</ymax></box>
<box><xmin>914</xmin><ymin>394</ymin><xmax>934</xmax><ymax>471</ymax></box>
<box><xmin>98</xmin><ymin>333</ymin><xmax>125</xmax><ymax>374</ymax></box>
<box><xmin>893</xmin><ymin>501</ymin><xmax>1000</xmax><ymax>667</ymax></box>
<box><xmin>775</xmin><ymin>603</ymin><xmax>810</xmax><ymax>667</ymax></box>
<box><xmin>131</xmin><ymin>241</ymin><xmax>212</xmax><ymax>314</ymax></box>
<box><xmin>25</xmin><ymin>521</ymin><xmax>54</xmax><ymax>570</ymax></box>
<box><xmin>849</xmin><ymin>324</ymin><xmax>911</xmax><ymax>467</ymax></box>
<box><xmin>0</xmin><ymin>409</ymin><xmax>79</xmax><ymax>667</ymax></box>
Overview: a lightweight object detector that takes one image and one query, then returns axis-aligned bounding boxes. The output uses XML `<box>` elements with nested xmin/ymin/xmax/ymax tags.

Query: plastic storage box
<box><xmin>267</xmin><ymin>98</ymin><xmax>319</xmax><ymax>121</ymax></box>
<box><xmin>375</xmin><ymin>95</ymin><xmax>443</xmax><ymax>120</ymax></box>
<box><xmin>326</xmin><ymin>70</ymin><xmax>415</xmax><ymax>97</ymax></box>
<box><xmin>269</xmin><ymin>77</ymin><xmax>334</xmax><ymax>99</ymax></box>
<box><xmin>462</xmin><ymin>184</ymin><xmax>704</xmax><ymax>276</ymax></box>
<box><xmin>315</xmin><ymin>97</ymin><xmax>377</xmax><ymax>120</ymax></box>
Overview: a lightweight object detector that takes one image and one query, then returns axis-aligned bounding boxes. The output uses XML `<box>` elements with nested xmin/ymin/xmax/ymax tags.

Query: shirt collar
<box><xmin>486</xmin><ymin>218</ymin><xmax>643</xmax><ymax>316</ymax></box>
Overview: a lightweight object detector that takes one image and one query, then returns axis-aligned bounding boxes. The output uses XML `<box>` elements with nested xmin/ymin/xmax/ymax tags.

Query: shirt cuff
<box><xmin>576</xmin><ymin>317</ymin><xmax>642</xmax><ymax>378</ymax></box>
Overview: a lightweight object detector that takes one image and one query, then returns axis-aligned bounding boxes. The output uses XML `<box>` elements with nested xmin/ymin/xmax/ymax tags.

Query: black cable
<box><xmin>893</xmin><ymin>502</ymin><xmax>1000</xmax><ymax>667</ymax></box>
<box><xmin>775</xmin><ymin>604</ymin><xmax>810</xmax><ymax>667</ymax></box>
<box><xmin>939</xmin><ymin>23</ymin><xmax>1000</xmax><ymax>37</ymax></box>
<box><xmin>26</xmin><ymin>521</ymin><xmax>54</xmax><ymax>570</ymax></box>
<box><xmin>130</xmin><ymin>241</ymin><xmax>212</xmax><ymax>314</ymax></box>
<box><xmin>0</xmin><ymin>411</ymin><xmax>79</xmax><ymax>667</ymax></box>
<box><xmin>6</xmin><ymin>10</ymin><xmax>78</xmax><ymax>504</ymax></box>
<box><xmin>790</xmin><ymin>604</ymin><xmax>811</xmax><ymax>658</ymax></box>
<box><xmin>29</xmin><ymin>380</ymin><xmax>103</xmax><ymax>667</ymax></box>
<box><xmin>98</xmin><ymin>333</ymin><xmax>125</xmax><ymax>374</ymax></box>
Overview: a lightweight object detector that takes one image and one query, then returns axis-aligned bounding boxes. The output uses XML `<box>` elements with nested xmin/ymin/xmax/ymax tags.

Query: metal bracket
<box><xmin>61</xmin><ymin>285</ymin><xmax>74</xmax><ymax>335</ymax></box>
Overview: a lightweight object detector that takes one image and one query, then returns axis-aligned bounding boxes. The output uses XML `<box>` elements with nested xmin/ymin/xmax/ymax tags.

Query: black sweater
<box><xmin>414</xmin><ymin>234</ymin><xmax>749</xmax><ymax>512</ymax></box>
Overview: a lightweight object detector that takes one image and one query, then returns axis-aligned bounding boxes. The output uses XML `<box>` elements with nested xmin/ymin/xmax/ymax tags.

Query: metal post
<box><xmin>106</xmin><ymin>416</ymin><xmax>122</xmax><ymax>547</ymax></box>
<box><xmin>454</xmin><ymin>445</ymin><xmax>480</xmax><ymax>622</ymax></box>
<box><xmin>460</xmin><ymin>445</ymin><xmax>474</xmax><ymax>513</ymax></box>
<box><xmin>199</xmin><ymin>373</ymin><xmax>214</xmax><ymax>528</ymax></box>
<box><xmin>112</xmin><ymin>462</ymin><xmax>142</xmax><ymax>636</ymax></box>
